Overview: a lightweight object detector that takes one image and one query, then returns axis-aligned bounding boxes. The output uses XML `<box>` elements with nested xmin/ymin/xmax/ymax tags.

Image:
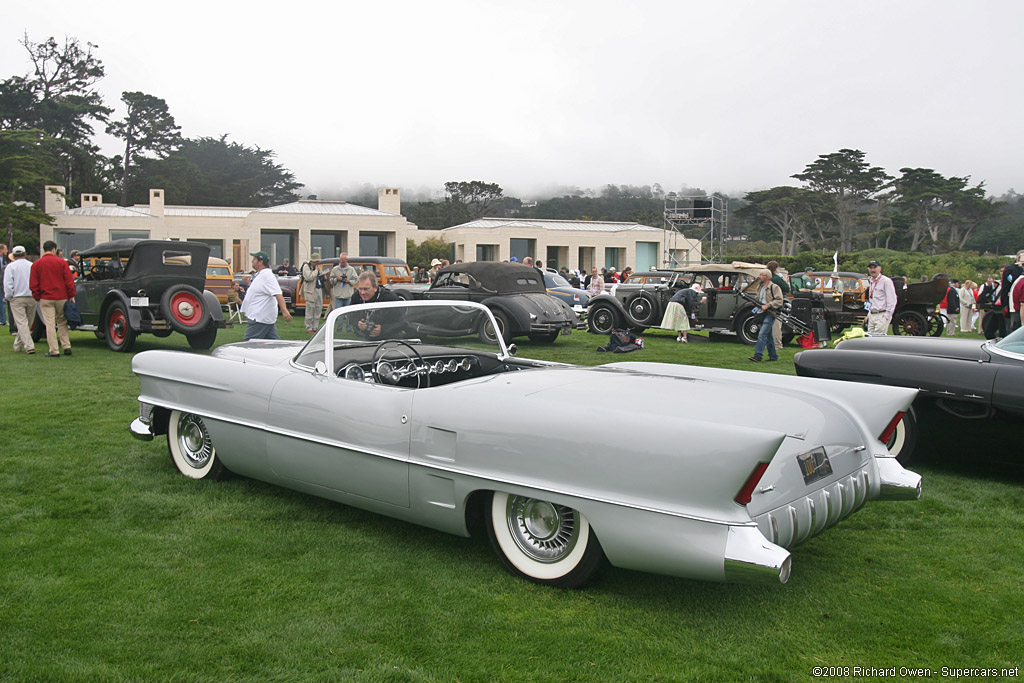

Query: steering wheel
<box><xmin>90</xmin><ymin>264</ymin><xmax>117</xmax><ymax>279</ymax></box>
<box><xmin>371</xmin><ymin>340</ymin><xmax>429</xmax><ymax>389</ymax></box>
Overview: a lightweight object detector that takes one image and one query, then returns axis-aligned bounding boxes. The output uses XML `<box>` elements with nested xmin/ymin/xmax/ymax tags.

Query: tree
<box><xmin>406</xmin><ymin>236</ymin><xmax>452</xmax><ymax>268</ymax></box>
<box><xmin>444</xmin><ymin>181</ymin><xmax>504</xmax><ymax>224</ymax></box>
<box><xmin>886</xmin><ymin>168</ymin><xmax>995</xmax><ymax>252</ymax></box>
<box><xmin>792</xmin><ymin>149</ymin><xmax>891</xmax><ymax>253</ymax></box>
<box><xmin>737</xmin><ymin>186</ymin><xmax>818</xmax><ymax>255</ymax></box>
<box><xmin>131</xmin><ymin>135</ymin><xmax>301</xmax><ymax>207</ymax></box>
<box><xmin>106</xmin><ymin>91</ymin><xmax>181</xmax><ymax>205</ymax></box>
<box><xmin>4</xmin><ymin>34</ymin><xmax>112</xmax><ymax>200</ymax></box>
<box><xmin>0</xmin><ymin>129</ymin><xmax>58</xmax><ymax>247</ymax></box>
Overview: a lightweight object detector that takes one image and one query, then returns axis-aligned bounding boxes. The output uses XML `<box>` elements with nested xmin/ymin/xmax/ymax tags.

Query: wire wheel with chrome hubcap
<box><xmin>167</xmin><ymin>410</ymin><xmax>229</xmax><ymax>480</ymax></box>
<box><xmin>486</xmin><ymin>492</ymin><xmax>604</xmax><ymax>587</ymax></box>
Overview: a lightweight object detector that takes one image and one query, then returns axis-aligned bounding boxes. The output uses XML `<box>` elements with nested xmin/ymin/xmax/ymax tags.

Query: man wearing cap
<box><xmin>299</xmin><ymin>253</ymin><xmax>324</xmax><ymax>333</ymax></box>
<box><xmin>791</xmin><ymin>266</ymin><xmax>816</xmax><ymax>292</ymax></box>
<box><xmin>241</xmin><ymin>251</ymin><xmax>293</xmax><ymax>340</ymax></box>
<box><xmin>866</xmin><ymin>260</ymin><xmax>896</xmax><ymax>335</ymax></box>
<box><xmin>30</xmin><ymin>240</ymin><xmax>76</xmax><ymax>357</ymax></box>
<box><xmin>4</xmin><ymin>246</ymin><xmax>36</xmax><ymax>354</ymax></box>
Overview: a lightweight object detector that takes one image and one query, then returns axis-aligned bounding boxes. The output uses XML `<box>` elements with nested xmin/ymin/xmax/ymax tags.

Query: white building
<box><xmin>440</xmin><ymin>217</ymin><xmax>701</xmax><ymax>272</ymax></box>
<box><xmin>40</xmin><ymin>186</ymin><xmax>417</xmax><ymax>269</ymax></box>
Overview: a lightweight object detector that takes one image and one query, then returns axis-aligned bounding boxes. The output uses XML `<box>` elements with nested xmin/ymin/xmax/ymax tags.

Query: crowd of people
<box><xmin>6</xmin><ymin>244</ymin><xmax>1024</xmax><ymax>352</ymax></box>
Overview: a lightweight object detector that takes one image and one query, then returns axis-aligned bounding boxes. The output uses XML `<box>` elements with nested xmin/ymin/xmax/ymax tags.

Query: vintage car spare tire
<box><xmin>168</xmin><ymin>410</ymin><xmax>229</xmax><ymax>480</ymax></box>
<box><xmin>161</xmin><ymin>284</ymin><xmax>209</xmax><ymax>334</ymax></box>
<box><xmin>625</xmin><ymin>293</ymin><xmax>660</xmax><ymax>327</ymax></box>
<box><xmin>486</xmin><ymin>491</ymin><xmax>604</xmax><ymax>588</ymax></box>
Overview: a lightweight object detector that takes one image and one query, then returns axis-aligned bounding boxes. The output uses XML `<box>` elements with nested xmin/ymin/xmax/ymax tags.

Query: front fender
<box><xmin>588</xmin><ymin>294</ymin><xmax>628</xmax><ymax>317</ymax></box>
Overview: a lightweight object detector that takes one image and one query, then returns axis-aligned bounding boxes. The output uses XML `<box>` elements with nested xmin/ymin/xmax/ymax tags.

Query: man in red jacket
<box><xmin>30</xmin><ymin>240</ymin><xmax>76</xmax><ymax>357</ymax></box>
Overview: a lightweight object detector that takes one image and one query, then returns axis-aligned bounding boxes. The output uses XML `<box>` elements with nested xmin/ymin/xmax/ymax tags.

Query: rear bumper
<box><xmin>723</xmin><ymin>526</ymin><xmax>792</xmax><ymax>585</ymax></box>
<box><xmin>875</xmin><ymin>456</ymin><xmax>923</xmax><ymax>500</ymax></box>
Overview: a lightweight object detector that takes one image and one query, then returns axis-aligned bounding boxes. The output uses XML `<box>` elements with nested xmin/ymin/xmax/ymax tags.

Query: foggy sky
<box><xmin>5</xmin><ymin>0</ymin><xmax>1023</xmax><ymax>201</ymax></box>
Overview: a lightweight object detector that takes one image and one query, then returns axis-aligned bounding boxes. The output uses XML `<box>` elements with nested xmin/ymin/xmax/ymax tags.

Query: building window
<box><xmin>190</xmin><ymin>238</ymin><xmax>224</xmax><ymax>258</ymax></box>
<box><xmin>55</xmin><ymin>229</ymin><xmax>95</xmax><ymax>253</ymax></box>
<box><xmin>261</xmin><ymin>231</ymin><xmax>296</xmax><ymax>266</ymax></box>
<box><xmin>475</xmin><ymin>244</ymin><xmax>497</xmax><ymax>262</ymax></box>
<box><xmin>634</xmin><ymin>242</ymin><xmax>659</xmax><ymax>271</ymax></box>
<box><xmin>359</xmin><ymin>232</ymin><xmax>388</xmax><ymax>257</ymax></box>
<box><xmin>109</xmin><ymin>229</ymin><xmax>150</xmax><ymax>241</ymax></box>
<box><xmin>312</xmin><ymin>231</ymin><xmax>344</xmax><ymax>259</ymax></box>
<box><xmin>603</xmin><ymin>247</ymin><xmax>624</xmax><ymax>270</ymax></box>
<box><xmin>510</xmin><ymin>238</ymin><xmax>535</xmax><ymax>262</ymax></box>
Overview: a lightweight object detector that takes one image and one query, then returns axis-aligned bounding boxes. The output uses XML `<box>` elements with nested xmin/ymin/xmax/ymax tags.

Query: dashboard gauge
<box><xmin>342</xmin><ymin>364</ymin><xmax>366</xmax><ymax>382</ymax></box>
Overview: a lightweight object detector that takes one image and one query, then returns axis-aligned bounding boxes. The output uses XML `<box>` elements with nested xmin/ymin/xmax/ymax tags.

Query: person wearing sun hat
<box><xmin>4</xmin><ymin>246</ymin><xmax>36</xmax><ymax>354</ymax></box>
<box><xmin>299</xmin><ymin>252</ymin><xmax>324</xmax><ymax>333</ymax></box>
<box><xmin>241</xmin><ymin>251</ymin><xmax>292</xmax><ymax>340</ymax></box>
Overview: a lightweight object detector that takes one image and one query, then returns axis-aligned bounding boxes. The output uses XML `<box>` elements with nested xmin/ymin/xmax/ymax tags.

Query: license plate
<box><xmin>797</xmin><ymin>447</ymin><xmax>833</xmax><ymax>485</ymax></box>
<box><xmin>130</xmin><ymin>297</ymin><xmax>149</xmax><ymax>307</ymax></box>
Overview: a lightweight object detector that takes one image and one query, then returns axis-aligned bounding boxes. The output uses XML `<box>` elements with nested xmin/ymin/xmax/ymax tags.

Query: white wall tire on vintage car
<box><xmin>168</xmin><ymin>409</ymin><xmax>228</xmax><ymax>480</ymax></box>
<box><xmin>487</xmin><ymin>491</ymin><xmax>604</xmax><ymax>588</ymax></box>
<box><xmin>885</xmin><ymin>407</ymin><xmax>918</xmax><ymax>466</ymax></box>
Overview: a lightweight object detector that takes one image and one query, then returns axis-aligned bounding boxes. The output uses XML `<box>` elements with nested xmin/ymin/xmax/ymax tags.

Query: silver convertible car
<box><xmin>130</xmin><ymin>301</ymin><xmax>922</xmax><ymax>588</ymax></box>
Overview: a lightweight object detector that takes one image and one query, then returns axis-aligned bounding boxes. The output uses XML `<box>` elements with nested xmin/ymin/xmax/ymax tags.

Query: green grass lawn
<box><xmin>1</xmin><ymin>320</ymin><xmax>1021</xmax><ymax>681</ymax></box>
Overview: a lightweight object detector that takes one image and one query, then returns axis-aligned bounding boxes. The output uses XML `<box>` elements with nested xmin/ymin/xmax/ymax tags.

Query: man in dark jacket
<box><xmin>942</xmin><ymin>280</ymin><xmax>960</xmax><ymax>336</ymax></box>
<box><xmin>29</xmin><ymin>240</ymin><xmax>76</xmax><ymax>357</ymax></box>
<box><xmin>349</xmin><ymin>271</ymin><xmax>401</xmax><ymax>339</ymax></box>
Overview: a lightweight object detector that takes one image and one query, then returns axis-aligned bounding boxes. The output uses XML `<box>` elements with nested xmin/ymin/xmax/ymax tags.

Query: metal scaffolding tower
<box><xmin>663</xmin><ymin>194</ymin><xmax>728</xmax><ymax>265</ymax></box>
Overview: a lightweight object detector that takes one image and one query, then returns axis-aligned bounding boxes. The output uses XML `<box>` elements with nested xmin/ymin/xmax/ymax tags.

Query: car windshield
<box><xmin>294</xmin><ymin>301</ymin><xmax>507</xmax><ymax>371</ymax></box>
<box><xmin>992</xmin><ymin>326</ymin><xmax>1024</xmax><ymax>355</ymax></box>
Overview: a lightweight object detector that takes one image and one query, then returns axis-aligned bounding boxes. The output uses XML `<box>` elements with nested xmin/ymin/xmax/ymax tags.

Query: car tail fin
<box><xmin>879</xmin><ymin>411</ymin><xmax>905</xmax><ymax>444</ymax></box>
<box><xmin>735</xmin><ymin>462</ymin><xmax>771</xmax><ymax>505</ymax></box>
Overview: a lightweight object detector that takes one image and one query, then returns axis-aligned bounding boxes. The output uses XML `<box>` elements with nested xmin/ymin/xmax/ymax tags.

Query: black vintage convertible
<box><xmin>391</xmin><ymin>262</ymin><xmax>582</xmax><ymax>344</ymax></box>
<box><xmin>793</xmin><ymin>328</ymin><xmax>1024</xmax><ymax>463</ymax></box>
<box><xmin>74</xmin><ymin>239</ymin><xmax>226</xmax><ymax>351</ymax></box>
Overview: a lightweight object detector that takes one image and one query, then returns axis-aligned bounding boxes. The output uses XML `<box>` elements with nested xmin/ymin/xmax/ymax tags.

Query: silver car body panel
<box><xmin>132</xmin><ymin>301</ymin><xmax>921</xmax><ymax>584</ymax></box>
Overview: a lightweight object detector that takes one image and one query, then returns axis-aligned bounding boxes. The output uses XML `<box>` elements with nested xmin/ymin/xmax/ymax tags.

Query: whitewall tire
<box><xmin>168</xmin><ymin>410</ymin><xmax>228</xmax><ymax>480</ymax></box>
<box><xmin>486</xmin><ymin>491</ymin><xmax>604</xmax><ymax>588</ymax></box>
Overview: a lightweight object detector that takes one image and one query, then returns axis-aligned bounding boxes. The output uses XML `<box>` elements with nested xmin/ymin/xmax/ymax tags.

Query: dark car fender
<box><xmin>101</xmin><ymin>289</ymin><xmax>143</xmax><ymax>331</ymax></box>
<box><xmin>794</xmin><ymin>346</ymin><xmax>1000</xmax><ymax>417</ymax></box>
<box><xmin>204</xmin><ymin>290</ymin><xmax>226</xmax><ymax>325</ymax></box>
<box><xmin>481</xmin><ymin>296</ymin><xmax>531</xmax><ymax>334</ymax></box>
<box><xmin>587</xmin><ymin>293</ymin><xmax>629</xmax><ymax>318</ymax></box>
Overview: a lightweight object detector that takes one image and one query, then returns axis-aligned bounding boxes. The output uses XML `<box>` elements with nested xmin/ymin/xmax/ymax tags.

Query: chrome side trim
<box><xmin>133</xmin><ymin>397</ymin><xmax>760</xmax><ymax>528</ymax></box>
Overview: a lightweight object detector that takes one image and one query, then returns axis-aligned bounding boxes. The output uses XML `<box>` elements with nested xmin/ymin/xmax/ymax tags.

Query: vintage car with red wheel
<box><xmin>73</xmin><ymin>239</ymin><xmax>226</xmax><ymax>352</ymax></box>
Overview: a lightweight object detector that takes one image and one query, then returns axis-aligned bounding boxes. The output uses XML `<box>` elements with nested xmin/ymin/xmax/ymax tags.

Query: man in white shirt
<box><xmin>240</xmin><ymin>251</ymin><xmax>292</xmax><ymax>340</ymax></box>
<box><xmin>3</xmin><ymin>245</ymin><xmax>36</xmax><ymax>353</ymax></box>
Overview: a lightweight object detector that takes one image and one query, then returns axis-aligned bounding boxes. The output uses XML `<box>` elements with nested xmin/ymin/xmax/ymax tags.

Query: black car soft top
<box><xmin>437</xmin><ymin>262</ymin><xmax>545</xmax><ymax>294</ymax></box>
<box><xmin>79</xmin><ymin>238</ymin><xmax>211</xmax><ymax>257</ymax></box>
